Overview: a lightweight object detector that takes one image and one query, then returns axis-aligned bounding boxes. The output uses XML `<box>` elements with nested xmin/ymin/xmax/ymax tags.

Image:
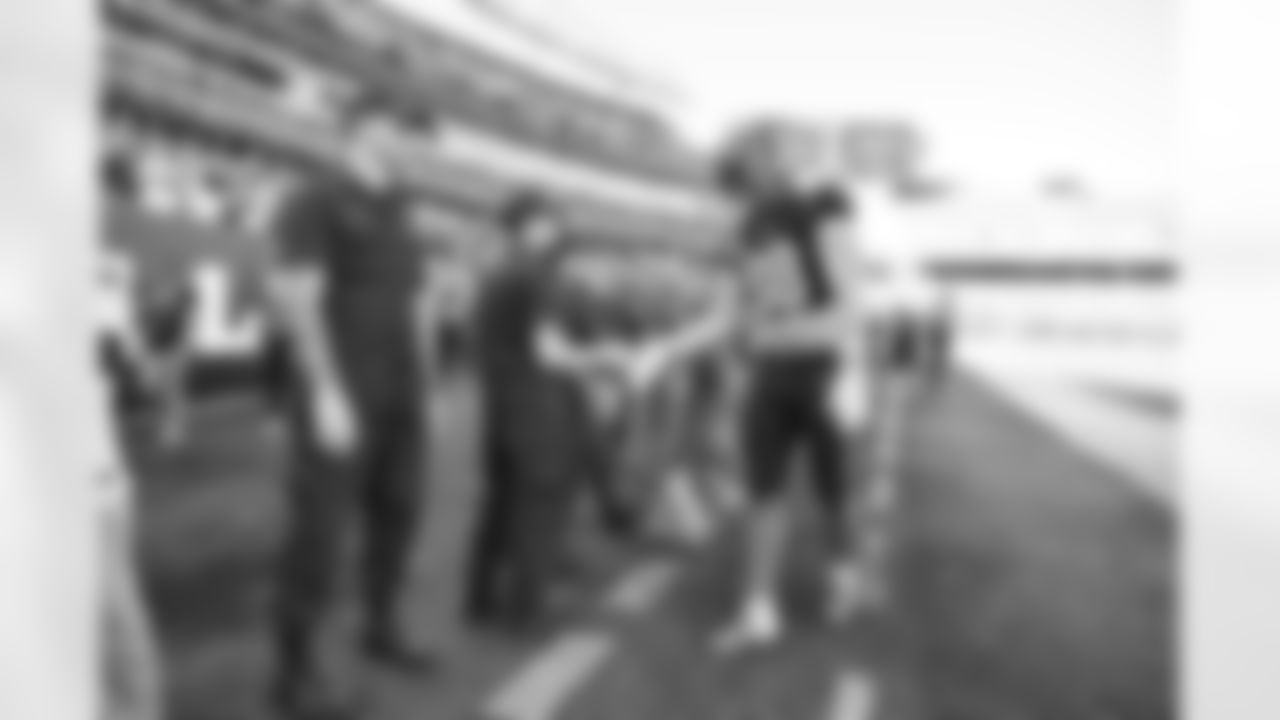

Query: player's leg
<box><xmin>647</xmin><ymin>372</ymin><xmax>715</xmax><ymax>545</ymax></box>
<box><xmin>465</xmin><ymin>428</ymin><xmax>519</xmax><ymax>626</ymax></box>
<box><xmin>804</xmin><ymin>376</ymin><xmax>883</xmax><ymax>620</ymax></box>
<box><xmin>872</xmin><ymin>317</ymin><xmax>914</xmax><ymax>511</ymax></box>
<box><xmin>271</xmin><ymin>397</ymin><xmax>363</xmax><ymax>715</ymax></box>
<box><xmin>155</xmin><ymin>348</ymin><xmax>190</xmax><ymax>450</ymax></box>
<box><xmin>499</xmin><ymin>387</ymin><xmax>587</xmax><ymax>632</ymax></box>
<box><xmin>359</xmin><ymin>395</ymin><xmax>435</xmax><ymax>672</ymax></box>
<box><xmin>713</xmin><ymin>376</ymin><xmax>799</xmax><ymax>652</ymax></box>
<box><xmin>99</xmin><ymin>492</ymin><xmax>164</xmax><ymax>720</ymax></box>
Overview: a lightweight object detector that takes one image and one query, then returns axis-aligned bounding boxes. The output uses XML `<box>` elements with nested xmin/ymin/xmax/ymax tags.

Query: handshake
<box><xmin>575</xmin><ymin>344</ymin><xmax>678</xmax><ymax>420</ymax></box>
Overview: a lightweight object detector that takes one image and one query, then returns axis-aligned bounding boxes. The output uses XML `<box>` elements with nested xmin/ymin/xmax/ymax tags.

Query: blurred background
<box><xmin>96</xmin><ymin>0</ymin><xmax>1177</xmax><ymax>719</ymax></box>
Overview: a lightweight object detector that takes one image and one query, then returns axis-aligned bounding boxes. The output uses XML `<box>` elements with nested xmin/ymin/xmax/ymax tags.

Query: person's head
<box><xmin>787</xmin><ymin>125</ymin><xmax>842</xmax><ymax>192</ymax></box>
<box><xmin>500</xmin><ymin>191</ymin><xmax>564</xmax><ymax>256</ymax></box>
<box><xmin>716</xmin><ymin>118</ymin><xmax>821</xmax><ymax>199</ymax></box>
<box><xmin>335</xmin><ymin>93</ymin><xmax>417</xmax><ymax>188</ymax></box>
<box><xmin>98</xmin><ymin>247</ymin><xmax>134</xmax><ymax>292</ymax></box>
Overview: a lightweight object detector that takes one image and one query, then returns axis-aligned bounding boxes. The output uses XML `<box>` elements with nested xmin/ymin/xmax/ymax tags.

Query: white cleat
<box><xmin>825</xmin><ymin>560</ymin><xmax>884</xmax><ymax>624</ymax></box>
<box><xmin>711</xmin><ymin>596</ymin><xmax>783</xmax><ymax>656</ymax></box>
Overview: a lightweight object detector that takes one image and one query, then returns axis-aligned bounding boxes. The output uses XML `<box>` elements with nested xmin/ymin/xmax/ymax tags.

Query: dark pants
<box><xmin>274</xmin><ymin>379</ymin><xmax>427</xmax><ymax>671</ymax></box>
<box><xmin>466</xmin><ymin>380</ymin><xmax>591</xmax><ymax>624</ymax></box>
<box><xmin>878</xmin><ymin>313</ymin><xmax>951</xmax><ymax>401</ymax></box>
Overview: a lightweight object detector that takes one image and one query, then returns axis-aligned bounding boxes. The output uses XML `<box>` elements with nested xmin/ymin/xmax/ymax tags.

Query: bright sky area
<box><xmin>383</xmin><ymin>0</ymin><xmax>1174</xmax><ymax>203</ymax></box>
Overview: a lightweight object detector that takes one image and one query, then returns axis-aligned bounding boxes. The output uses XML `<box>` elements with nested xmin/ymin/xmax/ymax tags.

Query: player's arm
<box><xmin>411</xmin><ymin>260</ymin><xmax>450</xmax><ymax>370</ymax></box>
<box><xmin>646</xmin><ymin>274</ymin><xmax>738</xmax><ymax>360</ymax></box>
<box><xmin>535</xmin><ymin>319</ymin><xmax>626</xmax><ymax>376</ymax></box>
<box><xmin>112</xmin><ymin>308</ymin><xmax>167</xmax><ymax>393</ymax></box>
<box><xmin>91</xmin><ymin>371</ymin><xmax>164</xmax><ymax>720</ymax></box>
<box><xmin>535</xmin><ymin>281</ymin><xmax>627</xmax><ymax>376</ymax></box>
<box><xmin>619</xmin><ymin>276</ymin><xmax>740</xmax><ymax>390</ymax></box>
<box><xmin>266</xmin><ymin>187</ymin><xmax>346</xmax><ymax>404</ymax></box>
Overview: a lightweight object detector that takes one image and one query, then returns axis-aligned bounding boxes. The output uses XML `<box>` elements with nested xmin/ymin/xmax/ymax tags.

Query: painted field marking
<box><xmin>826</xmin><ymin>670</ymin><xmax>878</xmax><ymax>720</ymax></box>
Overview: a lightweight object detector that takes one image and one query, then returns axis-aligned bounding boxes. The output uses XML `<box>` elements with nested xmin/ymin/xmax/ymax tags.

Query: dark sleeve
<box><xmin>540</xmin><ymin>277</ymin><xmax>602</xmax><ymax>343</ymax></box>
<box><xmin>811</xmin><ymin>186</ymin><xmax>850</xmax><ymax>220</ymax></box>
<box><xmin>469</xmin><ymin>279</ymin><xmax>500</xmax><ymax>368</ymax></box>
<box><xmin>273</xmin><ymin>182</ymin><xmax>336</xmax><ymax>270</ymax></box>
<box><xmin>740</xmin><ymin>201</ymin><xmax>772</xmax><ymax>250</ymax></box>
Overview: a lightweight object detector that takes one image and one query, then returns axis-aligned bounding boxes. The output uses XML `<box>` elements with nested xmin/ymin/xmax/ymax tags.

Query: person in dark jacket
<box><xmin>466</xmin><ymin>192</ymin><xmax>624</xmax><ymax>632</ymax></box>
<box><xmin>267</xmin><ymin>97</ymin><xmax>440</xmax><ymax>719</ymax></box>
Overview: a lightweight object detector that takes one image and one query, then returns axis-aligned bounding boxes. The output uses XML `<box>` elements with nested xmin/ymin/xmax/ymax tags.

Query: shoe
<box><xmin>269</xmin><ymin>667</ymin><xmax>361</xmax><ymax>720</ymax></box>
<box><xmin>465</xmin><ymin>599</ymin><xmax>503</xmax><ymax>629</ymax></box>
<box><xmin>711</xmin><ymin>595</ymin><xmax>782</xmax><ymax>656</ymax></box>
<box><xmin>600</xmin><ymin>501</ymin><xmax>641</xmax><ymax>541</ymax></box>
<box><xmin>825</xmin><ymin>559</ymin><xmax>883</xmax><ymax>624</ymax></box>
<box><xmin>486</xmin><ymin>605</ymin><xmax>557</xmax><ymax>642</ymax></box>
<box><xmin>464</xmin><ymin>580</ymin><xmax>510</xmax><ymax>628</ymax></box>
<box><xmin>362</xmin><ymin>630</ymin><xmax>439</xmax><ymax>677</ymax></box>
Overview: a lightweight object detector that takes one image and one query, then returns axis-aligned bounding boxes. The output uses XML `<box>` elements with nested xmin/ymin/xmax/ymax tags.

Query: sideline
<box><xmin>972</xmin><ymin>370</ymin><xmax>1177</xmax><ymax>501</ymax></box>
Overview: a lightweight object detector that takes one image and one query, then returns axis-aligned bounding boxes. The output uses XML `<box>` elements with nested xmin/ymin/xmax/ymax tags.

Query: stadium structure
<box><xmin>101</xmin><ymin>0</ymin><xmax>1176</xmax><ymax>392</ymax></box>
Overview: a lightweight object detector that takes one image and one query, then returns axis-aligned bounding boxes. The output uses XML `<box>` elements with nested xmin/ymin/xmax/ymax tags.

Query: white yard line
<box><xmin>603</xmin><ymin>560</ymin><xmax>680</xmax><ymax>616</ymax></box>
<box><xmin>481</xmin><ymin>630</ymin><xmax>616</xmax><ymax>720</ymax></box>
<box><xmin>480</xmin><ymin>558</ymin><xmax>682</xmax><ymax>720</ymax></box>
<box><xmin>826</xmin><ymin>670</ymin><xmax>878</xmax><ymax>720</ymax></box>
<box><xmin>479</xmin><ymin>458</ymin><xmax>732</xmax><ymax>720</ymax></box>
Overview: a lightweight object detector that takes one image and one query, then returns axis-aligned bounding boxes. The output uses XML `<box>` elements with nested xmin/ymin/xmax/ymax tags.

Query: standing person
<box><xmin>267</xmin><ymin>98</ymin><xmax>439</xmax><ymax>718</ymax></box>
<box><xmin>94</xmin><ymin>252</ymin><xmax>166</xmax><ymax>720</ymax></box>
<box><xmin>852</xmin><ymin>181</ymin><xmax>946</xmax><ymax>595</ymax></box>
<box><xmin>428</xmin><ymin>254</ymin><xmax>476</xmax><ymax>376</ymax></box>
<box><xmin>859</xmin><ymin>180</ymin><xmax>948</xmax><ymax>399</ymax></box>
<box><xmin>466</xmin><ymin>192</ymin><xmax>616</xmax><ymax>633</ymax></box>
<box><xmin>139</xmin><ymin>277</ymin><xmax>194</xmax><ymax>450</ymax></box>
<box><xmin>712</xmin><ymin>122</ymin><xmax>874</xmax><ymax>653</ymax></box>
<box><xmin>97</xmin><ymin>248</ymin><xmax>161</xmax><ymax>415</ymax></box>
<box><xmin>97</xmin><ymin>373</ymin><xmax>165</xmax><ymax>720</ymax></box>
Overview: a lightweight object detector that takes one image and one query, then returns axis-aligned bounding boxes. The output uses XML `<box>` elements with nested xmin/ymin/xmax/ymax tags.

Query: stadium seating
<box><xmin>97</xmin><ymin>0</ymin><xmax>745</xmax><ymax>366</ymax></box>
<box><xmin>101</xmin><ymin>0</ymin><xmax>730</xmax><ymax>249</ymax></box>
<box><xmin>109</xmin><ymin>0</ymin><xmax>706</xmax><ymax>186</ymax></box>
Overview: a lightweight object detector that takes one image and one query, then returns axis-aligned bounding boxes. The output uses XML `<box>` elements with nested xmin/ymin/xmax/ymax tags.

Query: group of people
<box><xmin>96</xmin><ymin>93</ymin><xmax>949</xmax><ymax>720</ymax></box>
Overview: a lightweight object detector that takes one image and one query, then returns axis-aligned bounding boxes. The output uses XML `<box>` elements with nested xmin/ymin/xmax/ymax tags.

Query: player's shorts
<box><xmin>98</xmin><ymin>335</ymin><xmax>148</xmax><ymax>413</ymax></box>
<box><xmin>881</xmin><ymin>313</ymin><xmax>926</xmax><ymax>372</ymax></box>
<box><xmin>740</xmin><ymin>353</ymin><xmax>858</xmax><ymax>504</ymax></box>
<box><xmin>141</xmin><ymin>294</ymin><xmax>192</xmax><ymax>354</ymax></box>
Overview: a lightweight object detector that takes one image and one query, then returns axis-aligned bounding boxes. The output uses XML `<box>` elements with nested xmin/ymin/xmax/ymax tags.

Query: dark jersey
<box><xmin>739</xmin><ymin>185</ymin><xmax>849</xmax><ymax>370</ymax></box>
<box><xmin>475</xmin><ymin>256</ymin><xmax>553</xmax><ymax>386</ymax></box>
<box><xmin>474</xmin><ymin>248</ymin><xmax>594</xmax><ymax>444</ymax></box>
<box><xmin>274</xmin><ymin>176</ymin><xmax>425</xmax><ymax>393</ymax></box>
<box><xmin>141</xmin><ymin>283</ymin><xmax>195</xmax><ymax>353</ymax></box>
<box><xmin>741</xmin><ymin>185</ymin><xmax>848</xmax><ymax>312</ymax></box>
